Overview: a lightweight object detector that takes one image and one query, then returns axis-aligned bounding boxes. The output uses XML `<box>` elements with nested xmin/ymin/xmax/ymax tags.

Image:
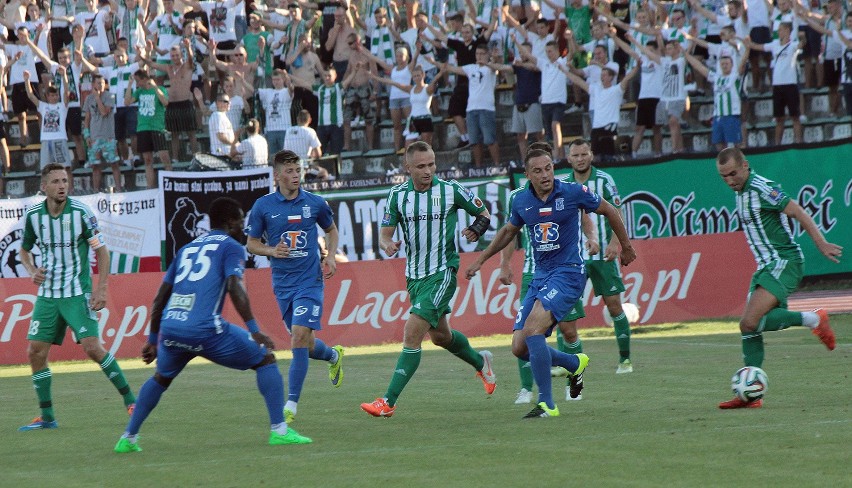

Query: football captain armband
<box><xmin>88</xmin><ymin>232</ymin><xmax>106</xmax><ymax>250</ymax></box>
<box><xmin>466</xmin><ymin>215</ymin><xmax>490</xmax><ymax>238</ymax></box>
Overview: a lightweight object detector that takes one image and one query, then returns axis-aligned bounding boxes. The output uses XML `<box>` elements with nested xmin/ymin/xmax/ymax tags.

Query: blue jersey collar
<box><xmin>274</xmin><ymin>188</ymin><xmax>304</xmax><ymax>203</ymax></box>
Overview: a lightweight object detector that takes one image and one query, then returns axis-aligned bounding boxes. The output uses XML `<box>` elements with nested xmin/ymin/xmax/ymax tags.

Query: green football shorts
<box><xmin>407</xmin><ymin>267</ymin><xmax>457</xmax><ymax>328</ymax></box>
<box><xmin>586</xmin><ymin>259</ymin><xmax>626</xmax><ymax>297</ymax></box>
<box><xmin>749</xmin><ymin>259</ymin><xmax>803</xmax><ymax>308</ymax></box>
<box><xmin>28</xmin><ymin>294</ymin><xmax>100</xmax><ymax>345</ymax></box>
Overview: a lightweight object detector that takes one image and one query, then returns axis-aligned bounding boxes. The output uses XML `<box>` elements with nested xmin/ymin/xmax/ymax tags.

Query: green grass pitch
<box><xmin>1</xmin><ymin>316</ymin><xmax>849</xmax><ymax>487</ymax></box>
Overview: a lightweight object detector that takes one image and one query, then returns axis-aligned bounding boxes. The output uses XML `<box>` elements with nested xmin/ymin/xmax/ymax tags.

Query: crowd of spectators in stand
<box><xmin>0</xmin><ymin>0</ymin><xmax>849</xmax><ymax>196</ymax></box>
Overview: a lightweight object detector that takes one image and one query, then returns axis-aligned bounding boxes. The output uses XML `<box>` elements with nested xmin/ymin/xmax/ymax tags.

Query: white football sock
<box><xmin>801</xmin><ymin>312</ymin><xmax>819</xmax><ymax>329</ymax></box>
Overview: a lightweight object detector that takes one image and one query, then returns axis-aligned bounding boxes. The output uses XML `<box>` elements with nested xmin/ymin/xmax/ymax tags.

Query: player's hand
<box><xmin>31</xmin><ymin>266</ymin><xmax>46</xmax><ymax>285</ymax></box>
<box><xmin>383</xmin><ymin>240</ymin><xmax>401</xmax><ymax>256</ymax></box>
<box><xmin>322</xmin><ymin>256</ymin><xmax>337</xmax><ymax>279</ymax></box>
<box><xmin>603</xmin><ymin>240</ymin><xmax>619</xmax><ymax>261</ymax></box>
<box><xmin>90</xmin><ymin>287</ymin><xmax>107</xmax><ymax>311</ymax></box>
<box><xmin>620</xmin><ymin>245</ymin><xmax>637</xmax><ymax>266</ymax></box>
<box><xmin>498</xmin><ymin>264</ymin><xmax>513</xmax><ymax>285</ymax></box>
<box><xmin>464</xmin><ymin>261</ymin><xmax>482</xmax><ymax>280</ymax></box>
<box><xmin>141</xmin><ymin>343</ymin><xmax>157</xmax><ymax>364</ymax></box>
<box><xmin>586</xmin><ymin>238</ymin><xmax>601</xmax><ymax>256</ymax></box>
<box><xmin>461</xmin><ymin>228</ymin><xmax>480</xmax><ymax>242</ymax></box>
<box><xmin>251</xmin><ymin>331</ymin><xmax>276</xmax><ymax>350</ymax></box>
<box><xmin>817</xmin><ymin>241</ymin><xmax>842</xmax><ymax>263</ymax></box>
<box><xmin>272</xmin><ymin>241</ymin><xmax>290</xmax><ymax>258</ymax></box>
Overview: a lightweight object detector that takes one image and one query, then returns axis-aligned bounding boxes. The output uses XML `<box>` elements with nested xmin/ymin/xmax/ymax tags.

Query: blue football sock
<box><xmin>525</xmin><ymin>335</ymin><xmax>554</xmax><ymax>409</ymax></box>
<box><xmin>255</xmin><ymin>363</ymin><xmax>285</xmax><ymax>425</ymax></box>
<box><xmin>288</xmin><ymin>348</ymin><xmax>309</xmax><ymax>402</ymax></box>
<box><xmin>309</xmin><ymin>338</ymin><xmax>334</xmax><ymax>361</ymax></box>
<box><xmin>125</xmin><ymin>377</ymin><xmax>167</xmax><ymax>436</ymax></box>
<box><xmin>549</xmin><ymin>346</ymin><xmax>580</xmax><ymax>372</ymax></box>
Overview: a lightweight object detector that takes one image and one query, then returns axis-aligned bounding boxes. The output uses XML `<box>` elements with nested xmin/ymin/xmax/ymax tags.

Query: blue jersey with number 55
<box><xmin>160</xmin><ymin>230</ymin><xmax>246</xmax><ymax>338</ymax></box>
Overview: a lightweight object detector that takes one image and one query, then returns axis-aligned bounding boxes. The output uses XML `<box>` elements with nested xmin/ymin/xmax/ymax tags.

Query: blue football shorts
<box><xmin>156</xmin><ymin>322</ymin><xmax>268</xmax><ymax>378</ymax></box>
<box><xmin>274</xmin><ymin>284</ymin><xmax>324</xmax><ymax>331</ymax></box>
<box><xmin>514</xmin><ymin>268</ymin><xmax>587</xmax><ymax>335</ymax></box>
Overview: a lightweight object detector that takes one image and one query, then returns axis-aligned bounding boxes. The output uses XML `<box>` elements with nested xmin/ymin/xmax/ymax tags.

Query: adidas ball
<box><xmin>731</xmin><ymin>366</ymin><xmax>768</xmax><ymax>402</ymax></box>
<box><xmin>603</xmin><ymin>302</ymin><xmax>641</xmax><ymax>326</ymax></box>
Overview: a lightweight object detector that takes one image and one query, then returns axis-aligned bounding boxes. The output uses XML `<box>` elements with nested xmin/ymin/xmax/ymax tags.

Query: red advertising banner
<box><xmin>0</xmin><ymin>233</ymin><xmax>753</xmax><ymax>365</ymax></box>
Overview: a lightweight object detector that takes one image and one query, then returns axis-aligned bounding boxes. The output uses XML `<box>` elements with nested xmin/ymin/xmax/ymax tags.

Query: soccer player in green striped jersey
<box><xmin>360</xmin><ymin>142</ymin><xmax>497</xmax><ymax>417</ymax></box>
<box><xmin>562</xmin><ymin>139</ymin><xmax>635</xmax><ymax>375</ymax></box>
<box><xmin>716</xmin><ymin>148</ymin><xmax>842</xmax><ymax>409</ymax></box>
<box><xmin>18</xmin><ymin>164</ymin><xmax>136</xmax><ymax>431</ymax></box>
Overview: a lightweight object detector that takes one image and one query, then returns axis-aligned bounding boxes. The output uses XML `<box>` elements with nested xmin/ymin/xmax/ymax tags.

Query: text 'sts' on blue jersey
<box><xmin>509</xmin><ymin>179</ymin><xmax>601</xmax><ymax>278</ymax></box>
<box><xmin>160</xmin><ymin>230</ymin><xmax>247</xmax><ymax>339</ymax></box>
<box><xmin>246</xmin><ymin>189</ymin><xmax>335</xmax><ymax>288</ymax></box>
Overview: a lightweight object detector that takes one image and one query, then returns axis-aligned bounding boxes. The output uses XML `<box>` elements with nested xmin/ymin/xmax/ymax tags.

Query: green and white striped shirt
<box><xmin>508</xmin><ymin>185</ymin><xmax>535</xmax><ymax>275</ymax></box>
<box><xmin>22</xmin><ymin>198</ymin><xmax>103</xmax><ymax>298</ymax></box>
<box><xmin>315</xmin><ymin>82</ymin><xmax>343</xmax><ymax>127</ymax></box>
<box><xmin>382</xmin><ymin>177</ymin><xmax>487</xmax><ymax>279</ymax></box>
<box><xmin>563</xmin><ymin>167</ymin><xmax>620</xmax><ymax>261</ymax></box>
<box><xmin>735</xmin><ymin>172</ymin><xmax>803</xmax><ymax>268</ymax></box>
<box><xmin>712</xmin><ymin>72</ymin><xmax>742</xmax><ymax>117</ymax></box>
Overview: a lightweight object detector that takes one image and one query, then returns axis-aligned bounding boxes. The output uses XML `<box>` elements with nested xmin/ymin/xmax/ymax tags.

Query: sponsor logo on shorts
<box><xmin>294</xmin><ymin>306</ymin><xmax>308</xmax><ymax>316</ymax></box>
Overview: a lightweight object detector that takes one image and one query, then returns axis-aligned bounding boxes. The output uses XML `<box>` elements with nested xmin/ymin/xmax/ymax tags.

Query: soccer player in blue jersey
<box><xmin>114</xmin><ymin>197</ymin><xmax>310</xmax><ymax>453</ymax></box>
<box><xmin>466</xmin><ymin>148</ymin><xmax>636</xmax><ymax>418</ymax></box>
<box><xmin>246</xmin><ymin>150</ymin><xmax>343</xmax><ymax>424</ymax></box>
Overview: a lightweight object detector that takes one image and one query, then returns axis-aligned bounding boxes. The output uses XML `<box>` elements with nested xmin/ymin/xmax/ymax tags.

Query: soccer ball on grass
<box><xmin>731</xmin><ymin>366</ymin><xmax>768</xmax><ymax>402</ymax></box>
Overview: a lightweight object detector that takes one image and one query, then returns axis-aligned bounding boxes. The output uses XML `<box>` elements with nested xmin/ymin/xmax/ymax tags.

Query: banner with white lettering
<box><xmin>512</xmin><ymin>144</ymin><xmax>852</xmax><ymax>277</ymax></box>
<box><xmin>0</xmin><ymin>233</ymin><xmax>753</xmax><ymax>364</ymax></box>
<box><xmin>159</xmin><ymin>168</ymin><xmax>273</xmax><ymax>269</ymax></box>
<box><xmin>0</xmin><ymin>191</ymin><xmax>162</xmax><ymax>278</ymax></box>
<box><xmin>319</xmin><ymin>177</ymin><xmax>512</xmax><ymax>261</ymax></box>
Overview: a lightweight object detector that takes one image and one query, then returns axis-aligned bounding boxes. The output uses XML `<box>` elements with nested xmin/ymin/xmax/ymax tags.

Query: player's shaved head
<box><xmin>717</xmin><ymin>147</ymin><xmax>746</xmax><ymax>167</ymax></box>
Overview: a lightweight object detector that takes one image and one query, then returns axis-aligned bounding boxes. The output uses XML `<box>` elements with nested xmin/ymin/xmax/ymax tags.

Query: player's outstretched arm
<box><xmin>782</xmin><ymin>200</ymin><xmax>843</xmax><ymax>263</ymax></box>
<box><xmin>322</xmin><ymin>224</ymin><xmax>339</xmax><ymax>278</ymax></box>
<box><xmin>227</xmin><ymin>275</ymin><xmax>275</xmax><ymax>350</ymax></box>
<box><xmin>465</xmin><ymin>222</ymin><xmax>521</xmax><ymax>279</ymax></box>
<box><xmin>498</xmin><ymin>242</ymin><xmax>515</xmax><ymax>285</ymax></box>
<box><xmin>594</xmin><ymin>200</ymin><xmax>636</xmax><ymax>265</ymax></box>
<box><xmin>146</xmin><ymin>282</ymin><xmax>174</xmax><ymax>363</ymax></box>
<box><xmin>379</xmin><ymin>226</ymin><xmax>402</xmax><ymax>256</ymax></box>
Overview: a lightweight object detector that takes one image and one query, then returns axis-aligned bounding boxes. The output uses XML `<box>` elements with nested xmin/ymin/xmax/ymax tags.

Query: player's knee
<box><xmin>430</xmin><ymin>331</ymin><xmax>452</xmax><ymax>348</ymax></box>
<box><xmin>739</xmin><ymin>318</ymin><xmax>758</xmax><ymax>333</ymax></box>
<box><xmin>253</xmin><ymin>353</ymin><xmax>278</xmax><ymax>369</ymax></box>
<box><xmin>153</xmin><ymin>373</ymin><xmax>173</xmax><ymax>389</ymax></box>
<box><xmin>82</xmin><ymin>341</ymin><xmax>107</xmax><ymax>361</ymax></box>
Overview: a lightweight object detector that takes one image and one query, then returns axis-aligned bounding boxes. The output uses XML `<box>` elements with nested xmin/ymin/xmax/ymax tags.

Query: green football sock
<box><xmin>613</xmin><ymin>313</ymin><xmax>631</xmax><ymax>361</ymax></box>
<box><xmin>445</xmin><ymin>330</ymin><xmax>484</xmax><ymax>370</ymax></box>
<box><xmin>32</xmin><ymin>368</ymin><xmax>54</xmax><ymax>422</ymax></box>
<box><xmin>100</xmin><ymin>353</ymin><xmax>136</xmax><ymax>406</ymax></box>
<box><xmin>555</xmin><ymin>328</ymin><xmax>566</xmax><ymax>352</ymax></box>
<box><xmin>563</xmin><ymin>339</ymin><xmax>583</xmax><ymax>355</ymax></box>
<box><xmin>741</xmin><ymin>333</ymin><xmax>764</xmax><ymax>368</ymax></box>
<box><xmin>385</xmin><ymin>348</ymin><xmax>421</xmax><ymax>406</ymax></box>
<box><xmin>517</xmin><ymin>358</ymin><xmax>533</xmax><ymax>390</ymax></box>
<box><xmin>759</xmin><ymin>308</ymin><xmax>801</xmax><ymax>332</ymax></box>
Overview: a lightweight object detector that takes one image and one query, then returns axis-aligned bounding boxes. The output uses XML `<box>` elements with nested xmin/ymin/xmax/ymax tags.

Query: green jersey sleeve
<box><xmin>381</xmin><ymin>187</ymin><xmax>401</xmax><ymax>227</ymax></box>
<box><xmin>451</xmin><ymin>180</ymin><xmax>486</xmax><ymax>216</ymax></box>
<box><xmin>21</xmin><ymin>209</ymin><xmax>35</xmax><ymax>252</ymax></box>
<box><xmin>759</xmin><ymin>181</ymin><xmax>790</xmax><ymax>211</ymax></box>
